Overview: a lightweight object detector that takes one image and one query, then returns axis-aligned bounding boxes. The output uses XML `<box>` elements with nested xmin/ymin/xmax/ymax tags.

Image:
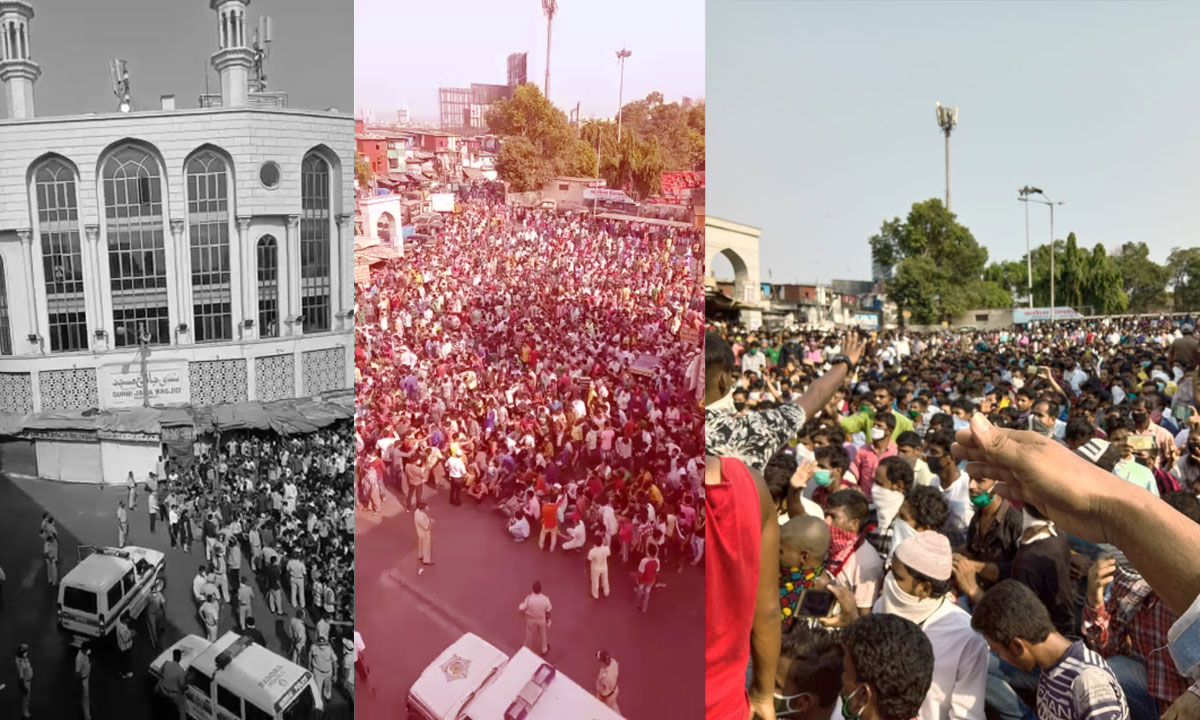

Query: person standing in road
<box><xmin>43</xmin><ymin>528</ymin><xmax>58</xmax><ymax>586</ymax></box>
<box><xmin>446</xmin><ymin>450</ymin><xmax>467</xmax><ymax>506</ymax></box>
<box><xmin>634</xmin><ymin>543</ymin><xmax>660</xmax><ymax>613</ymax></box>
<box><xmin>309</xmin><ymin>636</ymin><xmax>335</xmax><ymax>701</ymax></box>
<box><xmin>126</xmin><ymin>471</ymin><xmax>138</xmax><ymax>512</ymax></box>
<box><xmin>265</xmin><ymin>555</ymin><xmax>283</xmax><ymax>615</ymax></box>
<box><xmin>157</xmin><ymin>648</ymin><xmax>187</xmax><ymax>720</ymax></box>
<box><xmin>75</xmin><ymin>641</ymin><xmax>92</xmax><ymax>720</ymax></box>
<box><xmin>414</xmin><ymin>502</ymin><xmax>434</xmax><ymax>572</ymax></box>
<box><xmin>518</xmin><ymin>581</ymin><xmax>552</xmax><ymax>655</ymax></box>
<box><xmin>288</xmin><ymin>610</ymin><xmax>307</xmax><ymax>666</ymax></box>
<box><xmin>147</xmin><ymin>487</ymin><xmax>158</xmax><ymax>535</ymax></box>
<box><xmin>117</xmin><ymin>500</ymin><xmax>129</xmax><ymax>547</ymax></box>
<box><xmin>286</xmin><ymin>553</ymin><xmax>306</xmax><ymax>611</ymax></box>
<box><xmin>595</xmin><ymin>649</ymin><xmax>619</xmax><ymax>713</ymax></box>
<box><xmin>587</xmin><ymin>536</ymin><xmax>611</xmax><ymax>599</ymax></box>
<box><xmin>248</xmin><ymin>519</ymin><xmax>263</xmax><ymax>572</ymax></box>
<box><xmin>226</xmin><ymin>540</ymin><xmax>242</xmax><ymax>604</ymax></box>
<box><xmin>341</xmin><ymin>636</ymin><xmax>357</xmax><ymax>697</ymax></box>
<box><xmin>210</xmin><ymin>540</ymin><xmax>230</xmax><ymax>603</ymax></box>
<box><xmin>538</xmin><ymin>494</ymin><xmax>559</xmax><ymax>553</ymax></box>
<box><xmin>236</xmin><ymin>574</ymin><xmax>254</xmax><ymax>630</ymax></box>
<box><xmin>199</xmin><ymin>592</ymin><xmax>219</xmax><ymax>641</ymax></box>
<box><xmin>146</xmin><ymin>580</ymin><xmax>166</xmax><ymax>648</ymax></box>
<box><xmin>243</xmin><ymin>617</ymin><xmax>267</xmax><ymax>647</ymax></box>
<box><xmin>116</xmin><ymin>612</ymin><xmax>135</xmax><ymax>679</ymax></box>
<box><xmin>15</xmin><ymin>643</ymin><xmax>32</xmax><ymax>718</ymax></box>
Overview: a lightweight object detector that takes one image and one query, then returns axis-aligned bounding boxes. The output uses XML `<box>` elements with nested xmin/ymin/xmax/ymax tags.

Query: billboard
<box><xmin>507</xmin><ymin>52</ymin><xmax>528</xmax><ymax>86</ymax></box>
<box><xmin>583</xmin><ymin>188</ymin><xmax>635</xmax><ymax>204</ymax></box>
<box><xmin>1012</xmin><ymin>307</ymin><xmax>1083</xmax><ymax>324</ymax></box>
<box><xmin>431</xmin><ymin>193</ymin><xmax>455</xmax><ymax>213</ymax></box>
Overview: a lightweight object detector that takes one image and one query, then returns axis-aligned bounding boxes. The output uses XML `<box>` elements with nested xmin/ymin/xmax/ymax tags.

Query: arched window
<box><xmin>300</xmin><ymin>152</ymin><xmax>331</xmax><ymax>333</ymax></box>
<box><xmin>256</xmin><ymin>235</ymin><xmax>279</xmax><ymax>338</ymax></box>
<box><xmin>34</xmin><ymin>158</ymin><xmax>88</xmax><ymax>352</ymax></box>
<box><xmin>186</xmin><ymin>151</ymin><xmax>232</xmax><ymax>342</ymax></box>
<box><xmin>103</xmin><ymin>145</ymin><xmax>169</xmax><ymax>347</ymax></box>
<box><xmin>0</xmin><ymin>257</ymin><xmax>11</xmax><ymax>356</ymax></box>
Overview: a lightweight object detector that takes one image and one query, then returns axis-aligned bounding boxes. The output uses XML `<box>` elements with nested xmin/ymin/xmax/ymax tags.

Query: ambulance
<box><xmin>57</xmin><ymin>545</ymin><xmax>165</xmax><ymax>642</ymax></box>
<box><xmin>147</xmin><ymin>631</ymin><xmax>323</xmax><ymax>720</ymax></box>
<box><xmin>406</xmin><ymin>633</ymin><xmax>623</xmax><ymax>720</ymax></box>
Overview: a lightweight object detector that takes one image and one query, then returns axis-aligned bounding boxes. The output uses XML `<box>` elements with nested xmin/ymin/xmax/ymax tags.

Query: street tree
<box><xmin>1168</xmin><ymin>247</ymin><xmax>1200</xmax><ymax>311</ymax></box>
<box><xmin>1112</xmin><ymin>242</ymin><xmax>1170</xmax><ymax>312</ymax></box>
<box><xmin>487</xmin><ymin>83</ymin><xmax>586</xmax><ymax>191</ymax></box>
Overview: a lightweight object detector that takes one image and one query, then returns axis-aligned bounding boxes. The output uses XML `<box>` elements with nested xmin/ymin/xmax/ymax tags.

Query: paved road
<box><xmin>354</xmin><ymin>482</ymin><xmax>704</xmax><ymax>720</ymax></box>
<box><xmin>0</xmin><ymin>472</ymin><xmax>352</xmax><ymax>719</ymax></box>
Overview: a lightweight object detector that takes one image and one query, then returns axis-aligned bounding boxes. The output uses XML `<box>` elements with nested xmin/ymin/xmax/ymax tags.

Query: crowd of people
<box><xmin>705</xmin><ymin>316</ymin><xmax>1200</xmax><ymax>720</ymax></box>
<box><xmin>151</xmin><ymin>423</ymin><xmax>358</xmax><ymax>707</ymax></box>
<box><xmin>354</xmin><ymin>197</ymin><xmax>707</xmax><ymax>616</ymax></box>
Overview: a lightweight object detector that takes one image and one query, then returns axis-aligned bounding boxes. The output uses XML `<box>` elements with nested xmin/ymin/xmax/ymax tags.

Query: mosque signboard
<box><xmin>99</xmin><ymin>362</ymin><xmax>190</xmax><ymax>409</ymax></box>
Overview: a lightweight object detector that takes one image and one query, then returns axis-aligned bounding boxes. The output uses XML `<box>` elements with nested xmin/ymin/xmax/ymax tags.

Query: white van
<box><xmin>148</xmin><ymin>631</ymin><xmax>323</xmax><ymax>720</ymax></box>
<box><xmin>57</xmin><ymin>545</ymin><xmax>165</xmax><ymax>642</ymax></box>
<box><xmin>407</xmin><ymin>633</ymin><xmax>623</xmax><ymax>720</ymax></box>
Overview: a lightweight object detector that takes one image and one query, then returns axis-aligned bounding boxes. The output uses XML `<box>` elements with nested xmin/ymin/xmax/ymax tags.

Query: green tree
<box><xmin>870</xmin><ymin>199</ymin><xmax>1008</xmax><ymax>324</ymax></box>
<box><xmin>1111</xmin><ymin>242</ymin><xmax>1170</xmax><ymax>312</ymax></box>
<box><xmin>494</xmin><ymin>136</ymin><xmax>551</xmax><ymax>193</ymax></box>
<box><xmin>355</xmin><ymin>154</ymin><xmax>371</xmax><ymax>187</ymax></box>
<box><xmin>995</xmin><ymin>236</ymin><xmax>1128</xmax><ymax>314</ymax></box>
<box><xmin>486</xmin><ymin>83</ymin><xmax>582</xmax><ymax>190</ymax></box>
<box><xmin>614</xmin><ymin>93</ymin><xmax>705</xmax><ymax>171</ymax></box>
<box><xmin>1168</xmin><ymin>247</ymin><xmax>1200</xmax><ymax>311</ymax></box>
<box><xmin>1084</xmin><ymin>244</ymin><xmax>1129</xmax><ymax>315</ymax></box>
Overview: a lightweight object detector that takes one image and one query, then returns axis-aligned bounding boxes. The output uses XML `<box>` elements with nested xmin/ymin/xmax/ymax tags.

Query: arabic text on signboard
<box><xmin>102</xmin><ymin>363</ymin><xmax>189</xmax><ymax>408</ymax></box>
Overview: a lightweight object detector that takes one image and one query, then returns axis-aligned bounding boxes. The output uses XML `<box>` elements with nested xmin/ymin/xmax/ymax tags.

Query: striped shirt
<box><xmin>1036</xmin><ymin>641</ymin><xmax>1128</xmax><ymax>720</ymax></box>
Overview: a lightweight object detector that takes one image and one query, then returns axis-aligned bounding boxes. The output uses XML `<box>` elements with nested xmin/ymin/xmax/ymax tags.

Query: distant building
<box><xmin>437</xmin><ymin>84</ymin><xmax>513</xmax><ymax>132</ymax></box>
<box><xmin>507</xmin><ymin>52</ymin><xmax>528</xmax><ymax>86</ymax></box>
<box><xmin>397</xmin><ymin>106</ymin><xmax>410</xmax><ymax>124</ymax></box>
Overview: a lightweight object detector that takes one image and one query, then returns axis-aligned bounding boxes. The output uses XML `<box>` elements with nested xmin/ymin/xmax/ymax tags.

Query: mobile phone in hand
<box><xmin>797</xmin><ymin>589</ymin><xmax>835</xmax><ymax>617</ymax></box>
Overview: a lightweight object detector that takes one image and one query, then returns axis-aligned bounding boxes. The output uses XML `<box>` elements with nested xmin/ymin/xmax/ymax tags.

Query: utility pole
<box><xmin>1018</xmin><ymin>185</ymin><xmax>1042</xmax><ymax>308</ymax></box>
<box><xmin>542</xmin><ymin>0</ymin><xmax>557</xmax><ymax>100</ymax></box>
<box><xmin>616</xmin><ymin>47</ymin><xmax>631</xmax><ymax>142</ymax></box>
<box><xmin>935</xmin><ymin>102</ymin><xmax>958</xmax><ymax>211</ymax></box>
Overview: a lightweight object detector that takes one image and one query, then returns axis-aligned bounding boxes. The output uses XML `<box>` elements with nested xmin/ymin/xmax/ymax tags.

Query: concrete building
<box><xmin>0</xmin><ymin>0</ymin><xmax>353</xmax><ymax>444</ymax></box>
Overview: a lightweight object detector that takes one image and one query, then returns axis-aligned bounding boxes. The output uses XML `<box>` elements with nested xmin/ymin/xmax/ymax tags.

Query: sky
<box><xmin>707</xmin><ymin>0</ymin><xmax>1200</xmax><ymax>286</ymax></box>
<box><xmin>354</xmin><ymin>0</ymin><xmax>704</xmax><ymax>123</ymax></box>
<box><xmin>16</xmin><ymin>0</ymin><xmax>351</xmax><ymax>117</ymax></box>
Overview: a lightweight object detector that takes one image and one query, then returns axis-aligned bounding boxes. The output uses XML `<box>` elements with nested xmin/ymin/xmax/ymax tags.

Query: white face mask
<box><xmin>878</xmin><ymin>571</ymin><xmax>943</xmax><ymax>625</ymax></box>
<box><xmin>871</xmin><ymin>427</ymin><xmax>887</xmax><ymax>441</ymax></box>
<box><xmin>1020</xmin><ymin>508</ymin><xmax>1056</xmax><ymax>544</ymax></box>
<box><xmin>873</xmin><ymin>486</ymin><xmax>906</xmax><ymax>533</ymax></box>
<box><xmin>886</xmin><ymin>519</ymin><xmax>918</xmax><ymax>566</ymax></box>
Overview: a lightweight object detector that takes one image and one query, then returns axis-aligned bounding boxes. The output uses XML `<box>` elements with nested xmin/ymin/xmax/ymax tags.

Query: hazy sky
<box><xmin>18</xmin><ymin>0</ymin><xmax>351</xmax><ymax>117</ymax></box>
<box><xmin>707</xmin><ymin>0</ymin><xmax>1200</xmax><ymax>285</ymax></box>
<box><xmin>355</xmin><ymin>0</ymin><xmax>704</xmax><ymax>122</ymax></box>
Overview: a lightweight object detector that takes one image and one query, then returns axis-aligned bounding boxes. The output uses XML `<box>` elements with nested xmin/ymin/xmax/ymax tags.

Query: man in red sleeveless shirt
<box><xmin>706</xmin><ymin>455</ymin><xmax>780</xmax><ymax>720</ymax></box>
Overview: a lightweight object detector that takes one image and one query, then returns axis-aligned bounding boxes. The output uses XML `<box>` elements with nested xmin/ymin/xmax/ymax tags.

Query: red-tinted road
<box><xmin>354</xmin><ymin>483</ymin><xmax>704</xmax><ymax>719</ymax></box>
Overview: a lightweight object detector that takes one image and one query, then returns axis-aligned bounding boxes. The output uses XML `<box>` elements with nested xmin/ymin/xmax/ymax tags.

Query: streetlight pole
<box><xmin>616</xmin><ymin>47</ymin><xmax>631</xmax><ymax>143</ymax></box>
<box><xmin>1018</xmin><ymin>186</ymin><xmax>1042</xmax><ymax>308</ymax></box>
<box><xmin>935</xmin><ymin>102</ymin><xmax>958</xmax><ymax>211</ymax></box>
<box><xmin>1022</xmin><ymin>190</ymin><xmax>1064</xmax><ymax>323</ymax></box>
<box><xmin>542</xmin><ymin>0</ymin><xmax>557</xmax><ymax>100</ymax></box>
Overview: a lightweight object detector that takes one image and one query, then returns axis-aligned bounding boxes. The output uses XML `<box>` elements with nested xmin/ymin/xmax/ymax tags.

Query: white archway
<box><xmin>705</xmin><ymin>217</ymin><xmax>762</xmax><ymax>305</ymax></box>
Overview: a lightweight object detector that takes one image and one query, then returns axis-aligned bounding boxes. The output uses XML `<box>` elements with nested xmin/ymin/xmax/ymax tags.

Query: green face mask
<box><xmin>814</xmin><ymin>469</ymin><xmax>833</xmax><ymax>487</ymax></box>
<box><xmin>841</xmin><ymin>686</ymin><xmax>865</xmax><ymax>720</ymax></box>
<box><xmin>969</xmin><ymin>488</ymin><xmax>994</xmax><ymax>509</ymax></box>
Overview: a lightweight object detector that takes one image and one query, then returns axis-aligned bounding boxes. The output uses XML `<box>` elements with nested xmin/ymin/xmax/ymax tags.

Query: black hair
<box><xmin>1164</xmin><ymin>491</ymin><xmax>1200</xmax><ymax>526</ymax></box>
<box><xmin>763</xmin><ymin>451</ymin><xmax>799</xmax><ymax>506</ymax></box>
<box><xmin>905</xmin><ymin>562</ymin><xmax>953</xmax><ymax>599</ymax></box>
<box><xmin>827</xmin><ymin>489</ymin><xmax>870</xmax><ymax>529</ymax></box>
<box><xmin>1107</xmin><ymin>416</ymin><xmax>1135</xmax><ymax>437</ymax></box>
<box><xmin>780</xmin><ymin>623</ymin><xmax>843</xmax><ymax>707</ymax></box>
<box><xmin>814</xmin><ymin>445</ymin><xmax>850</xmax><ymax>474</ymax></box>
<box><xmin>926</xmin><ymin>429</ymin><xmax>956</xmax><ymax>456</ymax></box>
<box><xmin>877</xmin><ymin>456</ymin><xmax>914</xmax><ymax>494</ymax></box>
<box><xmin>971</xmin><ymin>579</ymin><xmax>1054</xmax><ymax>646</ymax></box>
<box><xmin>875</xmin><ymin>411</ymin><xmax>897</xmax><ymax>431</ymax></box>
<box><xmin>905</xmin><ymin>486</ymin><xmax>949</xmax><ymax>532</ymax></box>
<box><xmin>844</xmin><ymin>614</ymin><xmax>934</xmax><ymax>720</ymax></box>
<box><xmin>705</xmin><ymin>332</ymin><xmax>735</xmax><ymax>373</ymax></box>
<box><xmin>1064</xmin><ymin>417</ymin><xmax>1095</xmax><ymax>443</ymax></box>
<box><xmin>895</xmin><ymin>431</ymin><xmax>922</xmax><ymax>450</ymax></box>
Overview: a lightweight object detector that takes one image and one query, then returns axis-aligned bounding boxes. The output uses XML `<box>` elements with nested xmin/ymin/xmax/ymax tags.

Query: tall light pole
<box><xmin>542</xmin><ymin>0</ymin><xmax>557</xmax><ymax>100</ymax></box>
<box><xmin>1018</xmin><ymin>185</ymin><xmax>1042</xmax><ymax>308</ymax></box>
<box><xmin>616</xmin><ymin>47</ymin><xmax>631</xmax><ymax>143</ymax></box>
<box><xmin>935</xmin><ymin>102</ymin><xmax>958</xmax><ymax>211</ymax></box>
<box><xmin>1022</xmin><ymin>190</ymin><xmax>1064</xmax><ymax>322</ymax></box>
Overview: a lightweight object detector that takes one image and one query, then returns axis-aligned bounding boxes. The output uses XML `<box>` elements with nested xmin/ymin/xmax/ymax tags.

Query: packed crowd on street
<box><xmin>354</xmin><ymin>195</ymin><xmax>707</xmax><ymax>712</ymax></box>
<box><xmin>705</xmin><ymin>316</ymin><xmax>1200</xmax><ymax>720</ymax></box>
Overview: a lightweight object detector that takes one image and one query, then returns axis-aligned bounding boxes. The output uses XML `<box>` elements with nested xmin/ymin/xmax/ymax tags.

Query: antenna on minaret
<box><xmin>250</xmin><ymin>15</ymin><xmax>273</xmax><ymax>92</ymax></box>
<box><xmin>110</xmin><ymin>58</ymin><xmax>131</xmax><ymax>113</ymax></box>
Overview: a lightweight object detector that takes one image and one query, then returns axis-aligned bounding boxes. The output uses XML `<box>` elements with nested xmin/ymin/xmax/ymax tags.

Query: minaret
<box><xmin>210</xmin><ymin>0</ymin><xmax>255</xmax><ymax>107</ymax></box>
<box><xmin>0</xmin><ymin>1</ymin><xmax>40</xmax><ymax>119</ymax></box>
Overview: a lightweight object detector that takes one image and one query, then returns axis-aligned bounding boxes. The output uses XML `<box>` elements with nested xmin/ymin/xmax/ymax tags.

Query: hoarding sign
<box><xmin>1013</xmin><ymin>307</ymin><xmax>1083</xmax><ymax>324</ymax></box>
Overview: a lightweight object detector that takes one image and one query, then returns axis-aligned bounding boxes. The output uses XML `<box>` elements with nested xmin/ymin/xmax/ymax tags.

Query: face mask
<box><xmin>1132</xmin><ymin>411</ymin><xmax>1148</xmax><ymax>426</ymax></box>
<box><xmin>775</xmin><ymin>690</ymin><xmax>811</xmax><ymax>718</ymax></box>
<box><xmin>969</xmin><ymin>488</ymin><xmax>995</xmax><ymax>509</ymax></box>
<box><xmin>840</xmin><ymin>686</ymin><xmax>865</xmax><ymax>720</ymax></box>
<box><xmin>814</xmin><ymin>469</ymin><xmax>833</xmax><ymax>487</ymax></box>
<box><xmin>873</xmin><ymin>485</ymin><xmax>906</xmax><ymax>532</ymax></box>
<box><xmin>926</xmin><ymin>455</ymin><xmax>943</xmax><ymax>473</ymax></box>
<box><xmin>733</xmin><ymin>402</ymin><xmax>746</xmax><ymax>412</ymax></box>
<box><xmin>878</xmin><ymin>571</ymin><xmax>942</xmax><ymax>624</ymax></box>
<box><xmin>1029</xmin><ymin>416</ymin><xmax>1054</xmax><ymax>437</ymax></box>
<box><xmin>870</xmin><ymin>427</ymin><xmax>887</xmax><ymax>441</ymax></box>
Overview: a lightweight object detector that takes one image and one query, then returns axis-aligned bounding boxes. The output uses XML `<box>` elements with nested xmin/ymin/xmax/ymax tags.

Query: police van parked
<box><xmin>148</xmin><ymin>631</ymin><xmax>323</xmax><ymax>719</ymax></box>
<box><xmin>407</xmin><ymin>633</ymin><xmax>623</xmax><ymax>720</ymax></box>
<box><xmin>57</xmin><ymin>545</ymin><xmax>166</xmax><ymax>643</ymax></box>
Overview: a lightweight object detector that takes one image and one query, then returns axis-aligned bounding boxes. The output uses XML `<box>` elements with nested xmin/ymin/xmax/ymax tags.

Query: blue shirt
<box><xmin>1037</xmin><ymin>641</ymin><xmax>1128</xmax><ymax>720</ymax></box>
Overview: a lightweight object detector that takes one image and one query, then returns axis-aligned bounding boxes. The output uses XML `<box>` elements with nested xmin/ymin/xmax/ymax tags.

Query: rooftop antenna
<box><xmin>250</xmin><ymin>15</ymin><xmax>273</xmax><ymax>92</ymax></box>
<box><xmin>110</xmin><ymin>58</ymin><xmax>132</xmax><ymax>113</ymax></box>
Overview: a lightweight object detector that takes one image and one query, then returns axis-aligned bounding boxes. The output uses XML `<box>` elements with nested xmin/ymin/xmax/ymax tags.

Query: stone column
<box><xmin>16</xmin><ymin>228</ymin><xmax>35</xmax><ymax>347</ymax></box>
<box><xmin>83</xmin><ymin>224</ymin><xmax>102</xmax><ymax>348</ymax></box>
<box><xmin>284</xmin><ymin>215</ymin><xmax>300</xmax><ymax>336</ymax></box>
<box><xmin>169</xmin><ymin>219</ymin><xmax>188</xmax><ymax>344</ymax></box>
<box><xmin>236</xmin><ymin>215</ymin><xmax>254</xmax><ymax>340</ymax></box>
<box><xmin>335</xmin><ymin>213</ymin><xmax>352</xmax><ymax>330</ymax></box>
